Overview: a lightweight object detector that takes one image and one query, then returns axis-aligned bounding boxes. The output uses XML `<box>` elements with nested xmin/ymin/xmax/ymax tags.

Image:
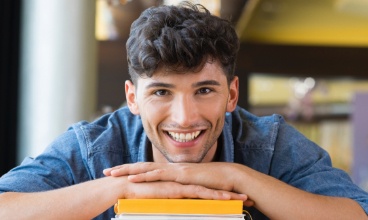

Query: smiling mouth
<box><xmin>167</xmin><ymin>131</ymin><xmax>202</xmax><ymax>142</ymax></box>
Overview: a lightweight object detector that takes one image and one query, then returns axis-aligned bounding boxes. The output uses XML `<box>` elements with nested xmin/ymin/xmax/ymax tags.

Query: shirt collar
<box><xmin>219</xmin><ymin>119</ymin><xmax>235</xmax><ymax>162</ymax></box>
<box><xmin>137</xmin><ymin>133</ymin><xmax>150</xmax><ymax>162</ymax></box>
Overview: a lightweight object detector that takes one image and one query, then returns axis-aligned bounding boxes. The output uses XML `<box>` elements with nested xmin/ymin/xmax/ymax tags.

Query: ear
<box><xmin>125</xmin><ymin>80</ymin><xmax>140</xmax><ymax>115</ymax></box>
<box><xmin>226</xmin><ymin>76</ymin><xmax>239</xmax><ymax>112</ymax></box>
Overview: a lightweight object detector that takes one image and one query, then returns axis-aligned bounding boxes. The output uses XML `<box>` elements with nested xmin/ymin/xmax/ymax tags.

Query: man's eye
<box><xmin>154</xmin><ymin>90</ymin><xmax>169</xmax><ymax>96</ymax></box>
<box><xmin>197</xmin><ymin>88</ymin><xmax>212</xmax><ymax>94</ymax></box>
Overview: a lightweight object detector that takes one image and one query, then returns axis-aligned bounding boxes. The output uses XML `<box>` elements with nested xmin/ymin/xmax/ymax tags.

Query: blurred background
<box><xmin>1</xmin><ymin>0</ymin><xmax>368</xmax><ymax>191</ymax></box>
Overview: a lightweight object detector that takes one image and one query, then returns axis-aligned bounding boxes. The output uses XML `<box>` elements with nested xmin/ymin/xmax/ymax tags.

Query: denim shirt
<box><xmin>1</xmin><ymin>106</ymin><xmax>367</xmax><ymax>219</ymax></box>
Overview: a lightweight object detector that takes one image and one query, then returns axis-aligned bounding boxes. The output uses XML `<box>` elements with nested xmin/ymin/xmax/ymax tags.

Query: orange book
<box><xmin>114</xmin><ymin>199</ymin><xmax>244</xmax><ymax>215</ymax></box>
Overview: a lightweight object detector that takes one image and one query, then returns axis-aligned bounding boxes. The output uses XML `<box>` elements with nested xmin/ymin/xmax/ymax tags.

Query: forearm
<box><xmin>105</xmin><ymin>162</ymin><xmax>367</xmax><ymax>219</ymax></box>
<box><xmin>0</xmin><ymin>173</ymin><xmax>247</xmax><ymax>219</ymax></box>
<box><xmin>235</xmin><ymin>165</ymin><xmax>367</xmax><ymax>220</ymax></box>
<box><xmin>0</xmin><ymin>176</ymin><xmax>125</xmax><ymax>220</ymax></box>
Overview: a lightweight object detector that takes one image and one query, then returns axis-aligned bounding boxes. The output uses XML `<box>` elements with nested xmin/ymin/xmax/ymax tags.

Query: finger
<box><xmin>177</xmin><ymin>184</ymin><xmax>227</xmax><ymax>200</ymax></box>
<box><xmin>125</xmin><ymin>181</ymin><xmax>249</xmax><ymax>202</ymax></box>
<box><xmin>103</xmin><ymin>169</ymin><xmax>111</xmax><ymax>176</ymax></box>
<box><xmin>231</xmin><ymin>193</ymin><xmax>249</xmax><ymax>201</ymax></box>
<box><xmin>127</xmin><ymin>168</ymin><xmax>171</xmax><ymax>182</ymax></box>
<box><xmin>127</xmin><ymin>165</ymin><xmax>230</xmax><ymax>191</ymax></box>
<box><xmin>126</xmin><ymin>164</ymin><xmax>195</xmax><ymax>183</ymax></box>
<box><xmin>103</xmin><ymin>165</ymin><xmax>125</xmax><ymax>176</ymax></box>
<box><xmin>109</xmin><ymin>166</ymin><xmax>131</xmax><ymax>176</ymax></box>
<box><xmin>104</xmin><ymin>163</ymin><xmax>141</xmax><ymax>176</ymax></box>
<box><xmin>111</xmin><ymin>162</ymin><xmax>162</xmax><ymax>177</ymax></box>
<box><xmin>243</xmin><ymin>199</ymin><xmax>255</xmax><ymax>207</ymax></box>
<box><xmin>179</xmin><ymin>185</ymin><xmax>248</xmax><ymax>201</ymax></box>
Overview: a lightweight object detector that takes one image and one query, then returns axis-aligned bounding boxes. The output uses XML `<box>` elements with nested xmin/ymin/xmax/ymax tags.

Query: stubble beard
<box><xmin>150</xmin><ymin>124</ymin><xmax>222</xmax><ymax>163</ymax></box>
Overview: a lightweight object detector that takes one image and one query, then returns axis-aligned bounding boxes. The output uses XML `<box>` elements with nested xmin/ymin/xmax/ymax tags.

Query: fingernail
<box><xmin>127</xmin><ymin>175</ymin><xmax>137</xmax><ymax>181</ymax></box>
<box><xmin>239</xmin><ymin>194</ymin><xmax>248</xmax><ymax>200</ymax></box>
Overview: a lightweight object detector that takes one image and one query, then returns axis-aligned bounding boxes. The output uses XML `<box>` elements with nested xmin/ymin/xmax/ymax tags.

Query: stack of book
<box><xmin>112</xmin><ymin>199</ymin><xmax>247</xmax><ymax>220</ymax></box>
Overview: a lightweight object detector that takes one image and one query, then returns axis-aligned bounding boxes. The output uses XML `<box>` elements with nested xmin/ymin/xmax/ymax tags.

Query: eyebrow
<box><xmin>145</xmin><ymin>80</ymin><xmax>221</xmax><ymax>90</ymax></box>
<box><xmin>145</xmin><ymin>82</ymin><xmax>174</xmax><ymax>90</ymax></box>
<box><xmin>192</xmin><ymin>80</ymin><xmax>221</xmax><ymax>87</ymax></box>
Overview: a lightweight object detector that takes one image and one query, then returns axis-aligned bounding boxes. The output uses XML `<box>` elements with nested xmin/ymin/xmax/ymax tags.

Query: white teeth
<box><xmin>168</xmin><ymin>131</ymin><xmax>201</xmax><ymax>142</ymax></box>
<box><xmin>185</xmin><ymin>133</ymin><xmax>191</xmax><ymax>139</ymax></box>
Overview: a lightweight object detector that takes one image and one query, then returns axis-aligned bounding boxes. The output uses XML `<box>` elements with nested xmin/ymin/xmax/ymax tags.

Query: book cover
<box><xmin>112</xmin><ymin>199</ymin><xmax>246</xmax><ymax>219</ymax></box>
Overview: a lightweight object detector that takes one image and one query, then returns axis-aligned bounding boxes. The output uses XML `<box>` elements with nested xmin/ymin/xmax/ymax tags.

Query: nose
<box><xmin>171</xmin><ymin>95</ymin><xmax>198</xmax><ymax>128</ymax></box>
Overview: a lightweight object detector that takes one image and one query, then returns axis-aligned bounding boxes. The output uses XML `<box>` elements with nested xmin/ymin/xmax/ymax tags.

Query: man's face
<box><xmin>125</xmin><ymin>61</ymin><xmax>238</xmax><ymax>163</ymax></box>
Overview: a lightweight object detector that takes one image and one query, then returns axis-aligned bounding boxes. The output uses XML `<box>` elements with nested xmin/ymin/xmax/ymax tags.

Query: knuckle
<box><xmin>153</xmin><ymin>169</ymin><xmax>164</xmax><ymax>174</ymax></box>
<box><xmin>175</xmin><ymin>165</ymin><xmax>191</xmax><ymax>182</ymax></box>
<box><xmin>141</xmin><ymin>163</ymin><xmax>151</xmax><ymax>169</ymax></box>
<box><xmin>192</xmin><ymin>185</ymin><xmax>205</xmax><ymax>193</ymax></box>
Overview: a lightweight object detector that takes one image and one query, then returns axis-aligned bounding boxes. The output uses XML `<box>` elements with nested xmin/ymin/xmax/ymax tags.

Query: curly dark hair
<box><xmin>126</xmin><ymin>2</ymin><xmax>239</xmax><ymax>85</ymax></box>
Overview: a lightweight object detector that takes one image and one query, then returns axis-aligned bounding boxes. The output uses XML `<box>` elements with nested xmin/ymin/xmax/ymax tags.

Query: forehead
<box><xmin>137</xmin><ymin>61</ymin><xmax>227</xmax><ymax>86</ymax></box>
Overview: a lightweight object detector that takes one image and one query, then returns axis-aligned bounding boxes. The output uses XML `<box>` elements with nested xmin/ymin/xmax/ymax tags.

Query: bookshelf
<box><xmin>247</xmin><ymin>74</ymin><xmax>368</xmax><ymax>176</ymax></box>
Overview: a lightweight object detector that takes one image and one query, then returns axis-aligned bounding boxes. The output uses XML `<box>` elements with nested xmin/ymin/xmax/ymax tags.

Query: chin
<box><xmin>167</xmin><ymin>156</ymin><xmax>203</xmax><ymax>163</ymax></box>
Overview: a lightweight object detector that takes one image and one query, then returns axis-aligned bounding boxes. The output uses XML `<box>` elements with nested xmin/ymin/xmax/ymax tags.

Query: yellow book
<box><xmin>114</xmin><ymin>199</ymin><xmax>243</xmax><ymax>215</ymax></box>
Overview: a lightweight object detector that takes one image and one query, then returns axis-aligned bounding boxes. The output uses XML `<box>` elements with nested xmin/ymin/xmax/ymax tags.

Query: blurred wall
<box><xmin>18</xmin><ymin>0</ymin><xmax>98</xmax><ymax>163</ymax></box>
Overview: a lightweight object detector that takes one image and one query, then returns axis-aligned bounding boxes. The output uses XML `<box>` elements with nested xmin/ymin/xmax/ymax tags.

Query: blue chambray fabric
<box><xmin>0</xmin><ymin>106</ymin><xmax>367</xmax><ymax>219</ymax></box>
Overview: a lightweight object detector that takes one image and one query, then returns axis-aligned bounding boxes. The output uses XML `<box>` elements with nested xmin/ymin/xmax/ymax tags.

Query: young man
<box><xmin>0</xmin><ymin>3</ymin><xmax>367</xmax><ymax>219</ymax></box>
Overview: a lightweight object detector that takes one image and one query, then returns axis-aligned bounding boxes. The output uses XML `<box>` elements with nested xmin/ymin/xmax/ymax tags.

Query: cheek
<box><xmin>140</xmin><ymin>101</ymin><xmax>169</xmax><ymax>127</ymax></box>
<box><xmin>200</xmin><ymin>98</ymin><xmax>228</xmax><ymax>115</ymax></box>
<box><xmin>207</xmin><ymin>101</ymin><xmax>228</xmax><ymax>127</ymax></box>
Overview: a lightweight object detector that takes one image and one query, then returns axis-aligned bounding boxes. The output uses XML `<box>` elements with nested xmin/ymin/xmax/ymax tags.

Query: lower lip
<box><xmin>166</xmin><ymin>132</ymin><xmax>202</xmax><ymax>148</ymax></box>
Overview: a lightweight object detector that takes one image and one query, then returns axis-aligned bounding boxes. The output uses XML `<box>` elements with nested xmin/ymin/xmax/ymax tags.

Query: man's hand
<box><xmin>121</xmin><ymin>179</ymin><xmax>248</xmax><ymax>201</ymax></box>
<box><xmin>104</xmin><ymin>162</ymin><xmax>238</xmax><ymax>190</ymax></box>
<box><xmin>105</xmin><ymin>162</ymin><xmax>368</xmax><ymax>220</ymax></box>
<box><xmin>104</xmin><ymin>162</ymin><xmax>254</xmax><ymax>206</ymax></box>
